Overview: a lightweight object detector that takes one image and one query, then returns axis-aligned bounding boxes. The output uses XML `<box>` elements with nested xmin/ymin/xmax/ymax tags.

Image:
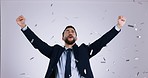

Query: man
<box><xmin>16</xmin><ymin>15</ymin><xmax>126</xmax><ymax>78</ymax></box>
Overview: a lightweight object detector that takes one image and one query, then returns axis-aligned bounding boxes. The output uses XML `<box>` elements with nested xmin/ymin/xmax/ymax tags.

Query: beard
<box><xmin>64</xmin><ymin>36</ymin><xmax>76</xmax><ymax>45</ymax></box>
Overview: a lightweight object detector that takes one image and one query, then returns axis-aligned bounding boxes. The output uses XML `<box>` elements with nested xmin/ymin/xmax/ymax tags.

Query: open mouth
<box><xmin>68</xmin><ymin>35</ymin><xmax>73</xmax><ymax>38</ymax></box>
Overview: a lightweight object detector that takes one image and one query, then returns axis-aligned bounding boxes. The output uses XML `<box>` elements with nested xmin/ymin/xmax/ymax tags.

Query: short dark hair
<box><xmin>62</xmin><ymin>25</ymin><xmax>77</xmax><ymax>37</ymax></box>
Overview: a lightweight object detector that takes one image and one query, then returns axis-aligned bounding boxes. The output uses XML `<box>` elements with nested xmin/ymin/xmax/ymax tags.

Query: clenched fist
<box><xmin>117</xmin><ymin>16</ymin><xmax>126</xmax><ymax>29</ymax></box>
<box><xmin>16</xmin><ymin>15</ymin><xmax>26</xmax><ymax>28</ymax></box>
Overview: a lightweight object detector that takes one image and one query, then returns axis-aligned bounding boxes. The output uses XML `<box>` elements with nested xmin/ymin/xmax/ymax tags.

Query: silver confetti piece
<box><xmin>136</xmin><ymin>36</ymin><xmax>141</xmax><ymax>38</ymax></box>
<box><xmin>126</xmin><ymin>59</ymin><xmax>130</xmax><ymax>62</ymax></box>
<box><xmin>30</xmin><ymin>57</ymin><xmax>34</xmax><ymax>60</ymax></box>
<box><xmin>137</xmin><ymin>72</ymin><xmax>140</xmax><ymax>76</ymax></box>
<box><xmin>128</xmin><ymin>25</ymin><xmax>134</xmax><ymax>28</ymax></box>
<box><xmin>35</xmin><ymin>24</ymin><xmax>37</xmax><ymax>27</ymax></box>
<box><xmin>31</xmin><ymin>39</ymin><xmax>34</xmax><ymax>43</ymax></box>
<box><xmin>20</xmin><ymin>73</ymin><xmax>25</xmax><ymax>75</ymax></box>
<box><xmin>101</xmin><ymin>61</ymin><xmax>106</xmax><ymax>63</ymax></box>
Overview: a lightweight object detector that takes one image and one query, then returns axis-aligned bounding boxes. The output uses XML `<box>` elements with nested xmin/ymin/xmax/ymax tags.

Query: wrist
<box><xmin>21</xmin><ymin>24</ymin><xmax>26</xmax><ymax>28</ymax></box>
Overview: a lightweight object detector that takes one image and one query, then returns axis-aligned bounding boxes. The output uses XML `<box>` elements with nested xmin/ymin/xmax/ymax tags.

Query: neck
<box><xmin>65</xmin><ymin>43</ymin><xmax>75</xmax><ymax>48</ymax></box>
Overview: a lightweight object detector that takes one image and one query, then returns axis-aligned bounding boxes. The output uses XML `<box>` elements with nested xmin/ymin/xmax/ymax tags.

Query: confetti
<box><xmin>103</xmin><ymin>57</ymin><xmax>106</xmax><ymax>61</ymax></box>
<box><xmin>134</xmin><ymin>57</ymin><xmax>139</xmax><ymax>60</ymax></box>
<box><xmin>35</xmin><ymin>24</ymin><xmax>37</xmax><ymax>27</ymax></box>
<box><xmin>137</xmin><ymin>72</ymin><xmax>140</xmax><ymax>76</ymax></box>
<box><xmin>65</xmin><ymin>17</ymin><xmax>69</xmax><ymax>20</ymax></box>
<box><xmin>135</xmin><ymin>28</ymin><xmax>138</xmax><ymax>31</ymax></box>
<box><xmin>89</xmin><ymin>33</ymin><xmax>93</xmax><ymax>35</ymax></box>
<box><xmin>51</xmin><ymin>3</ymin><xmax>53</xmax><ymax>7</ymax></box>
<box><xmin>20</xmin><ymin>73</ymin><xmax>26</xmax><ymax>75</ymax></box>
<box><xmin>106</xmin><ymin>69</ymin><xmax>109</xmax><ymax>71</ymax></box>
<box><xmin>126</xmin><ymin>59</ymin><xmax>130</xmax><ymax>62</ymax></box>
<box><xmin>135</xmin><ymin>50</ymin><xmax>139</xmax><ymax>52</ymax></box>
<box><xmin>101</xmin><ymin>61</ymin><xmax>106</xmax><ymax>63</ymax></box>
<box><xmin>90</xmin><ymin>50</ymin><xmax>93</xmax><ymax>55</ymax></box>
<box><xmin>143</xmin><ymin>71</ymin><xmax>148</xmax><ymax>74</ymax></box>
<box><xmin>30</xmin><ymin>57</ymin><xmax>34</xmax><ymax>60</ymax></box>
<box><xmin>128</xmin><ymin>25</ymin><xmax>134</xmax><ymax>28</ymax></box>
<box><xmin>50</xmin><ymin>36</ymin><xmax>54</xmax><ymax>40</ymax></box>
<box><xmin>136</xmin><ymin>36</ymin><xmax>141</xmax><ymax>38</ymax></box>
<box><xmin>140</xmin><ymin>22</ymin><xmax>144</xmax><ymax>25</ymax></box>
<box><xmin>52</xmin><ymin>12</ymin><xmax>54</xmax><ymax>15</ymax></box>
<box><xmin>112</xmin><ymin>72</ymin><xmax>115</xmax><ymax>74</ymax></box>
<box><xmin>31</xmin><ymin>39</ymin><xmax>34</xmax><ymax>43</ymax></box>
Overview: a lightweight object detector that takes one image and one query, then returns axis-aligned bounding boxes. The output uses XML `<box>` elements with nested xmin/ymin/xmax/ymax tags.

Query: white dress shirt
<box><xmin>56</xmin><ymin>48</ymin><xmax>81</xmax><ymax>78</ymax></box>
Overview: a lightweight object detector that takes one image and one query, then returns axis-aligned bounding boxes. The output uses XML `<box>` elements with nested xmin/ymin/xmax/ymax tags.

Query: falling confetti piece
<box><xmin>135</xmin><ymin>50</ymin><xmax>139</xmax><ymax>52</ymax></box>
<box><xmin>65</xmin><ymin>17</ymin><xmax>69</xmax><ymax>20</ymax></box>
<box><xmin>106</xmin><ymin>69</ymin><xmax>109</xmax><ymax>71</ymax></box>
<box><xmin>51</xmin><ymin>3</ymin><xmax>53</xmax><ymax>7</ymax></box>
<box><xmin>20</xmin><ymin>73</ymin><xmax>26</xmax><ymax>75</ymax></box>
<box><xmin>134</xmin><ymin>57</ymin><xmax>139</xmax><ymax>60</ymax></box>
<box><xmin>112</xmin><ymin>72</ymin><xmax>115</xmax><ymax>74</ymax></box>
<box><xmin>143</xmin><ymin>71</ymin><xmax>148</xmax><ymax>74</ymax></box>
<box><xmin>90</xmin><ymin>50</ymin><xmax>93</xmax><ymax>55</ymax></box>
<box><xmin>35</xmin><ymin>24</ymin><xmax>37</xmax><ymax>27</ymax></box>
<box><xmin>90</xmin><ymin>33</ymin><xmax>93</xmax><ymax>35</ymax></box>
<box><xmin>140</xmin><ymin>22</ymin><xmax>144</xmax><ymax>25</ymax></box>
<box><xmin>30</xmin><ymin>57</ymin><xmax>34</xmax><ymax>60</ymax></box>
<box><xmin>136</xmin><ymin>36</ymin><xmax>141</xmax><ymax>38</ymax></box>
<box><xmin>128</xmin><ymin>25</ymin><xmax>134</xmax><ymax>28</ymax></box>
<box><xmin>31</xmin><ymin>39</ymin><xmax>34</xmax><ymax>43</ymax></box>
<box><xmin>52</xmin><ymin>12</ymin><xmax>54</xmax><ymax>15</ymax></box>
<box><xmin>126</xmin><ymin>59</ymin><xmax>130</xmax><ymax>62</ymax></box>
<box><xmin>137</xmin><ymin>72</ymin><xmax>140</xmax><ymax>76</ymax></box>
<box><xmin>101</xmin><ymin>61</ymin><xmax>106</xmax><ymax>63</ymax></box>
<box><xmin>50</xmin><ymin>36</ymin><xmax>54</xmax><ymax>40</ymax></box>
<box><xmin>103</xmin><ymin>57</ymin><xmax>106</xmax><ymax>61</ymax></box>
<box><xmin>135</xmin><ymin>28</ymin><xmax>138</xmax><ymax>31</ymax></box>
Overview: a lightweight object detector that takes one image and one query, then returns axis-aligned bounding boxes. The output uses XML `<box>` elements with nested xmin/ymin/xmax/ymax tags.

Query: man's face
<box><xmin>62</xmin><ymin>28</ymin><xmax>77</xmax><ymax>45</ymax></box>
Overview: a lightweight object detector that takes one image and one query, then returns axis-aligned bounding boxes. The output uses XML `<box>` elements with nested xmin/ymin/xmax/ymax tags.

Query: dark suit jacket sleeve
<box><xmin>88</xmin><ymin>26</ymin><xmax>120</xmax><ymax>58</ymax></box>
<box><xmin>21</xmin><ymin>27</ymin><xmax>53</xmax><ymax>59</ymax></box>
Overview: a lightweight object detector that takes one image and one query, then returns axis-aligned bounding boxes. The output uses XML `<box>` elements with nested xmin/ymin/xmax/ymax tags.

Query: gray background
<box><xmin>1</xmin><ymin>0</ymin><xmax>148</xmax><ymax>78</ymax></box>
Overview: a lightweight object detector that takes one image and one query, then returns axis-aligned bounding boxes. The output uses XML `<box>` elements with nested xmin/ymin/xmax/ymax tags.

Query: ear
<box><xmin>75</xmin><ymin>37</ymin><xmax>78</xmax><ymax>41</ymax></box>
<box><xmin>62</xmin><ymin>37</ymin><xmax>64</xmax><ymax>41</ymax></box>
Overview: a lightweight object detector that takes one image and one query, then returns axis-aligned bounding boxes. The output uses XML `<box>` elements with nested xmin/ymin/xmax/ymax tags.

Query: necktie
<box><xmin>65</xmin><ymin>48</ymin><xmax>72</xmax><ymax>78</ymax></box>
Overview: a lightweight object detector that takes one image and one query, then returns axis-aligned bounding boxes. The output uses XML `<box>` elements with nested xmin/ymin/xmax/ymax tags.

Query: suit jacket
<box><xmin>21</xmin><ymin>26</ymin><xmax>120</xmax><ymax>78</ymax></box>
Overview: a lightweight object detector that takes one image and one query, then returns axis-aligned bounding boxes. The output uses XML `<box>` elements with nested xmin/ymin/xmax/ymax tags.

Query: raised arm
<box><xmin>16</xmin><ymin>15</ymin><xmax>53</xmax><ymax>59</ymax></box>
<box><xmin>88</xmin><ymin>16</ymin><xmax>126</xmax><ymax>58</ymax></box>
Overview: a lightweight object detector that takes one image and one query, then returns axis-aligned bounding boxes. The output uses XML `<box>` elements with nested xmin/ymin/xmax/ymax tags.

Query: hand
<box><xmin>16</xmin><ymin>15</ymin><xmax>26</xmax><ymax>28</ymax></box>
<box><xmin>117</xmin><ymin>16</ymin><xmax>126</xmax><ymax>29</ymax></box>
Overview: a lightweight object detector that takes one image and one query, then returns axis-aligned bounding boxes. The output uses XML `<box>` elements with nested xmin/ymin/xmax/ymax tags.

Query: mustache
<box><xmin>67</xmin><ymin>34</ymin><xmax>73</xmax><ymax>38</ymax></box>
